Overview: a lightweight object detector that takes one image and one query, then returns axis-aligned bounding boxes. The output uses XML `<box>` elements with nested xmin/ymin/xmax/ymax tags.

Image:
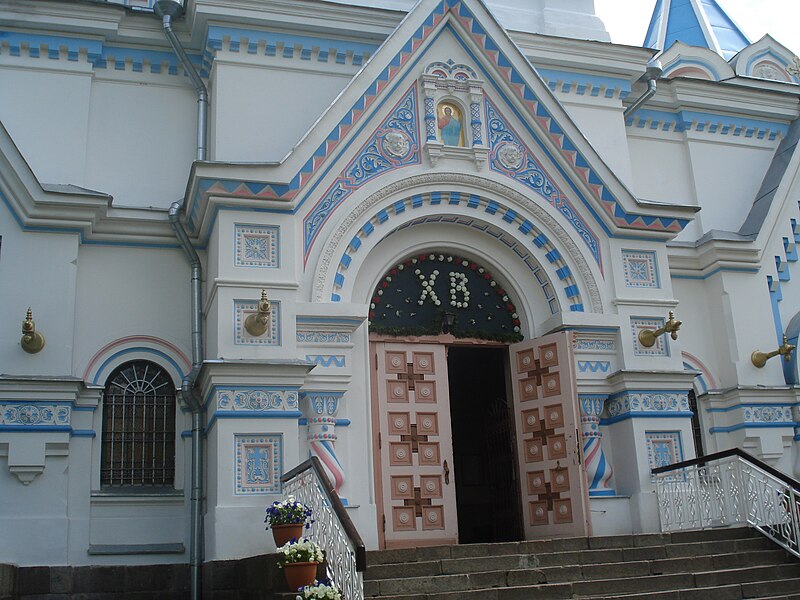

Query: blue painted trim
<box><xmin>0</xmin><ymin>425</ymin><xmax>72</xmax><ymax>432</ymax></box>
<box><xmin>71</xmin><ymin>429</ymin><xmax>97</xmax><ymax>438</ymax></box>
<box><xmin>607</xmin><ymin>389</ymin><xmax>690</xmax><ymax>400</ymax></box>
<box><xmin>536</xmin><ymin>69</ymin><xmax>632</xmax><ymax>99</ymax></box>
<box><xmin>93</xmin><ymin>348</ymin><xmax>185</xmax><ymax>385</ymax></box>
<box><xmin>578</xmin><ymin>393</ymin><xmax>609</xmax><ymax>400</ymax></box>
<box><xmin>589</xmin><ymin>489</ymin><xmax>617</xmax><ymax>497</ymax></box>
<box><xmin>663</xmin><ymin>57</ymin><xmax>722</xmax><ymax>80</ymax></box>
<box><xmin>710</xmin><ymin>422</ymin><xmax>797</xmax><ymax>433</ymax></box>
<box><xmin>627</xmin><ymin>109</ymin><xmax>788</xmax><ymax>140</ymax></box>
<box><xmin>298</xmin><ymin>418</ymin><xmax>351</xmax><ymax>427</ymax></box>
<box><xmin>601</xmin><ymin>411</ymin><xmax>695</xmax><ymax>425</ymax></box>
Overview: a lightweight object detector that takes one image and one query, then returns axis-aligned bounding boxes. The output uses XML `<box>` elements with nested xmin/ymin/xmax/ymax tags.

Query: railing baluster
<box><xmin>281</xmin><ymin>458</ymin><xmax>365</xmax><ymax>600</ymax></box>
<box><xmin>651</xmin><ymin>449</ymin><xmax>800</xmax><ymax>559</ymax></box>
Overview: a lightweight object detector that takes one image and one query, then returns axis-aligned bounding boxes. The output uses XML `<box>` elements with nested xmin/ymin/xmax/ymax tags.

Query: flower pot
<box><xmin>271</xmin><ymin>523</ymin><xmax>304</xmax><ymax>547</ymax></box>
<box><xmin>283</xmin><ymin>561</ymin><xmax>320</xmax><ymax>591</ymax></box>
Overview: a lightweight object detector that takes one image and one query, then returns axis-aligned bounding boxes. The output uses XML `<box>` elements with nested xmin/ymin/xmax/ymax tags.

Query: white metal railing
<box><xmin>653</xmin><ymin>448</ymin><xmax>800</xmax><ymax>558</ymax></box>
<box><xmin>281</xmin><ymin>458</ymin><xmax>366</xmax><ymax>600</ymax></box>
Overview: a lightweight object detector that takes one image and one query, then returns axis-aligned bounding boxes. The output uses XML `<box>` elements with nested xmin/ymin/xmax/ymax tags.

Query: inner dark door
<box><xmin>447</xmin><ymin>346</ymin><xmax>523</xmax><ymax>543</ymax></box>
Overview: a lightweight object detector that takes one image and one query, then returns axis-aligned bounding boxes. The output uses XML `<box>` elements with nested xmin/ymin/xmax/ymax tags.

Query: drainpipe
<box><xmin>624</xmin><ymin>58</ymin><xmax>663</xmax><ymax>120</ymax></box>
<box><xmin>153</xmin><ymin>2</ymin><xmax>208</xmax><ymax>599</ymax></box>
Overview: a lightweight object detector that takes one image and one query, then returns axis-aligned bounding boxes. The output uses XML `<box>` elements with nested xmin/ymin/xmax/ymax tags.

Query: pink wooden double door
<box><xmin>371</xmin><ymin>333</ymin><xmax>591</xmax><ymax>549</ymax></box>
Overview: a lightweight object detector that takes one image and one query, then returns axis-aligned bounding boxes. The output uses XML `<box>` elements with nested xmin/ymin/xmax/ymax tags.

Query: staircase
<box><xmin>358</xmin><ymin>528</ymin><xmax>800</xmax><ymax>599</ymax></box>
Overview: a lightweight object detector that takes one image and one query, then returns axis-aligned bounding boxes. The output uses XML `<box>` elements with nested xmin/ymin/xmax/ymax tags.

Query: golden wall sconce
<box><xmin>751</xmin><ymin>334</ymin><xmax>795</xmax><ymax>368</ymax></box>
<box><xmin>638</xmin><ymin>310</ymin><xmax>681</xmax><ymax>348</ymax></box>
<box><xmin>244</xmin><ymin>289</ymin><xmax>271</xmax><ymax>337</ymax></box>
<box><xmin>21</xmin><ymin>307</ymin><xmax>45</xmax><ymax>354</ymax></box>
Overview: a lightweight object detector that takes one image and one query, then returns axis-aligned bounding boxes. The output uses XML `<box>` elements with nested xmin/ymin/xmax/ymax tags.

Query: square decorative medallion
<box><xmin>235</xmin><ymin>300</ymin><xmax>281</xmax><ymax>345</ymax></box>
<box><xmin>234</xmin><ymin>434</ymin><xmax>282</xmax><ymax>495</ymax></box>
<box><xmin>234</xmin><ymin>224</ymin><xmax>279</xmax><ymax>268</ymax></box>
<box><xmin>645</xmin><ymin>431</ymin><xmax>683</xmax><ymax>481</ymax></box>
<box><xmin>622</xmin><ymin>250</ymin><xmax>659</xmax><ymax>288</ymax></box>
<box><xmin>631</xmin><ymin>317</ymin><xmax>669</xmax><ymax>356</ymax></box>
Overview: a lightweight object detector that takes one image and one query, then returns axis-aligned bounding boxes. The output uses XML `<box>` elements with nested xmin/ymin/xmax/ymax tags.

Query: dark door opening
<box><xmin>447</xmin><ymin>346</ymin><xmax>523</xmax><ymax>543</ymax></box>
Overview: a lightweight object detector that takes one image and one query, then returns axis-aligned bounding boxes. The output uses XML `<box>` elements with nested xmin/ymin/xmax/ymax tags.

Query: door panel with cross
<box><xmin>372</xmin><ymin>342</ymin><xmax>458</xmax><ymax>548</ymax></box>
<box><xmin>509</xmin><ymin>332</ymin><xmax>591</xmax><ymax>538</ymax></box>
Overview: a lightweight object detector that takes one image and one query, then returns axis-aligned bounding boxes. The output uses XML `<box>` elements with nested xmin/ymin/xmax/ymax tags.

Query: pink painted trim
<box><xmin>681</xmin><ymin>351</ymin><xmax>718</xmax><ymax>390</ymax></box>
<box><xmin>82</xmin><ymin>335</ymin><xmax>192</xmax><ymax>382</ymax></box>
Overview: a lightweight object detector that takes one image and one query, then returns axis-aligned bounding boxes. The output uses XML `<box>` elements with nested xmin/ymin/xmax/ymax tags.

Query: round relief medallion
<box><xmin>558</xmin><ymin>505</ymin><xmax>568</xmax><ymax>515</ymax></box>
<box><xmin>419</xmin><ymin>387</ymin><xmax>431</xmax><ymax>397</ymax></box>
<box><xmin>395</xmin><ymin>448</ymin><xmax>407</xmax><ymax>459</ymax></box>
<box><xmin>397</xmin><ymin>481</ymin><xmax>408</xmax><ymax>493</ymax></box>
<box><xmin>418</xmin><ymin>358</ymin><xmax>430</xmax><ymax>368</ymax></box>
<box><xmin>549</xmin><ymin>410</ymin><xmax>558</xmax><ymax>420</ymax></box>
<box><xmin>497</xmin><ymin>142</ymin><xmax>524</xmax><ymax>169</ymax></box>
<box><xmin>556</xmin><ymin>474</ymin><xmax>565</xmax><ymax>485</ymax></box>
<box><xmin>547</xmin><ymin>380</ymin><xmax>557</xmax><ymax>390</ymax></box>
<box><xmin>522</xmin><ymin>356</ymin><xmax>531</xmax><ymax>366</ymax></box>
<box><xmin>526</xmin><ymin>415</ymin><xmax>535</xmax><ymax>426</ymax></box>
<box><xmin>525</xmin><ymin>384</ymin><xmax>534</xmax><ymax>394</ymax></box>
<box><xmin>427</xmin><ymin>512</ymin><xmax>438</xmax><ymax>523</ymax></box>
<box><xmin>424</xmin><ymin>448</ymin><xmax>434</xmax><ymax>459</ymax></box>
<box><xmin>553</xmin><ymin>441</ymin><xmax>562</xmax><ymax>451</ymax></box>
<box><xmin>533</xmin><ymin>476</ymin><xmax>542</xmax><ymax>487</ymax></box>
<box><xmin>393</xmin><ymin>387</ymin><xmax>404</xmax><ymax>397</ymax></box>
<box><xmin>391</xmin><ymin>357</ymin><xmax>402</xmax><ymax>367</ymax></box>
<box><xmin>422</xmin><ymin>418</ymin><xmax>433</xmax><ymax>428</ymax></box>
<box><xmin>393</xmin><ymin>417</ymin><xmax>405</xmax><ymax>428</ymax></box>
<box><xmin>425</xmin><ymin>481</ymin><xmax>436</xmax><ymax>492</ymax></box>
<box><xmin>544</xmin><ymin>350</ymin><xmax>554</xmax><ymax>360</ymax></box>
<box><xmin>382</xmin><ymin>130</ymin><xmax>410</xmax><ymax>158</ymax></box>
<box><xmin>398</xmin><ymin>513</ymin><xmax>410</xmax><ymax>524</ymax></box>
<box><xmin>529</xmin><ymin>445</ymin><xmax>539</xmax><ymax>456</ymax></box>
<box><xmin>535</xmin><ymin>507</ymin><xmax>544</xmax><ymax>517</ymax></box>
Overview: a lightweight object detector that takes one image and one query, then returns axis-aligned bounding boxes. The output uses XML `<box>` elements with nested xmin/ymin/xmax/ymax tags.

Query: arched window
<box><xmin>101</xmin><ymin>360</ymin><xmax>176</xmax><ymax>488</ymax></box>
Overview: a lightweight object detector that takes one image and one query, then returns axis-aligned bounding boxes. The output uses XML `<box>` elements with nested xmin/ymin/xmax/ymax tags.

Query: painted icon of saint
<box><xmin>437</xmin><ymin>103</ymin><xmax>464</xmax><ymax>146</ymax></box>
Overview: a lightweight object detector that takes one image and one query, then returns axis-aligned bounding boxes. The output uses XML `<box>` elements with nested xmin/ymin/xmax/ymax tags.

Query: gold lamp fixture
<box><xmin>244</xmin><ymin>289</ymin><xmax>271</xmax><ymax>337</ymax></box>
<box><xmin>751</xmin><ymin>334</ymin><xmax>795</xmax><ymax>368</ymax></box>
<box><xmin>638</xmin><ymin>310</ymin><xmax>682</xmax><ymax>348</ymax></box>
<box><xmin>21</xmin><ymin>307</ymin><xmax>45</xmax><ymax>354</ymax></box>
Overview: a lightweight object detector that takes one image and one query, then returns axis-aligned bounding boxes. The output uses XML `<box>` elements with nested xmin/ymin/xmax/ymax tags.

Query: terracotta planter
<box><xmin>271</xmin><ymin>523</ymin><xmax>305</xmax><ymax>547</ymax></box>
<box><xmin>283</xmin><ymin>561</ymin><xmax>320</xmax><ymax>591</ymax></box>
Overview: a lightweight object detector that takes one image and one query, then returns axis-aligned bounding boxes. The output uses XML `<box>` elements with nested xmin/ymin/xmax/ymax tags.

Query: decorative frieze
<box><xmin>216</xmin><ymin>388</ymin><xmax>299</xmax><ymax>412</ymax></box>
<box><xmin>1</xmin><ymin>403</ymin><xmax>70</xmax><ymax>427</ymax></box>
<box><xmin>234</xmin><ymin>434</ymin><xmax>282</xmax><ymax>495</ymax></box>
<box><xmin>606</xmin><ymin>391</ymin><xmax>691</xmax><ymax>422</ymax></box>
<box><xmin>296</xmin><ymin>331</ymin><xmax>351</xmax><ymax>344</ymax></box>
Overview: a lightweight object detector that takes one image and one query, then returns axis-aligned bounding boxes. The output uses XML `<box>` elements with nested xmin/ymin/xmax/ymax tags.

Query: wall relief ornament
<box><xmin>312</xmin><ymin>173</ymin><xmax>603</xmax><ymax>314</ymax></box>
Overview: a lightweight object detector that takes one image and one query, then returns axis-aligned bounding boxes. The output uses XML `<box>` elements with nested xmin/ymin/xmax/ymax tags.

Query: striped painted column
<box><xmin>301</xmin><ymin>392</ymin><xmax>346</xmax><ymax>491</ymax></box>
<box><xmin>579</xmin><ymin>395</ymin><xmax>614</xmax><ymax>496</ymax></box>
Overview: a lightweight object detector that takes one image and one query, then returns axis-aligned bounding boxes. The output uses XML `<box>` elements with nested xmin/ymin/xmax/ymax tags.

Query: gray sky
<box><xmin>595</xmin><ymin>0</ymin><xmax>799</xmax><ymax>54</ymax></box>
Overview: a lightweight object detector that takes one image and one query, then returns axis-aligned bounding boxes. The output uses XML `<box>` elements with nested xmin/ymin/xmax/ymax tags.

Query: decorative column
<box><xmin>469</xmin><ymin>85</ymin><xmax>483</xmax><ymax>147</ymax></box>
<box><xmin>579</xmin><ymin>394</ymin><xmax>615</xmax><ymax>496</ymax></box>
<box><xmin>301</xmin><ymin>391</ymin><xmax>345</xmax><ymax>491</ymax></box>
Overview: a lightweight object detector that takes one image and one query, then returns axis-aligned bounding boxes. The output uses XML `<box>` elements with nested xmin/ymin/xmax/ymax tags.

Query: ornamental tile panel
<box><xmin>234</xmin><ymin>224</ymin><xmax>279</xmax><ymax>268</ymax></box>
<box><xmin>622</xmin><ymin>250</ymin><xmax>659</xmax><ymax>288</ymax></box>
<box><xmin>606</xmin><ymin>392</ymin><xmax>690</xmax><ymax>419</ymax></box>
<box><xmin>235</xmin><ymin>300</ymin><xmax>281</xmax><ymax>345</ymax></box>
<box><xmin>631</xmin><ymin>317</ymin><xmax>669</xmax><ymax>356</ymax></box>
<box><xmin>645</xmin><ymin>431</ymin><xmax>683</xmax><ymax>481</ymax></box>
<box><xmin>234</xmin><ymin>434</ymin><xmax>282</xmax><ymax>495</ymax></box>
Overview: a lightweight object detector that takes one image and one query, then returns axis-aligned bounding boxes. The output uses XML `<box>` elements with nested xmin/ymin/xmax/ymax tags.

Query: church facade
<box><xmin>1</xmin><ymin>0</ymin><xmax>799</xmax><ymax>569</ymax></box>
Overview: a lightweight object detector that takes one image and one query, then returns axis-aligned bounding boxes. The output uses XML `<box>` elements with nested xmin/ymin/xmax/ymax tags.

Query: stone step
<box><xmin>366</xmin><ymin>528</ymin><xmax>759</xmax><ymax>566</ymax></box>
<box><xmin>366</xmin><ymin>539</ymin><xmax>779</xmax><ymax>581</ymax></box>
<box><xmin>364</xmin><ymin>563</ymin><xmax>800</xmax><ymax>598</ymax></box>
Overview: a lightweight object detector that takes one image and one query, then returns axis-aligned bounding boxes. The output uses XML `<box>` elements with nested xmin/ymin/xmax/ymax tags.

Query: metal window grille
<box><xmin>688</xmin><ymin>390</ymin><xmax>705</xmax><ymax>457</ymax></box>
<box><xmin>101</xmin><ymin>360</ymin><xmax>176</xmax><ymax>488</ymax></box>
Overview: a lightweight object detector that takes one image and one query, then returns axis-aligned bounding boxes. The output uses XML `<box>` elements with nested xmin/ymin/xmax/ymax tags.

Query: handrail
<box><xmin>652</xmin><ymin>448</ymin><xmax>800</xmax><ymax>558</ymax></box>
<box><xmin>281</xmin><ymin>457</ymin><xmax>366</xmax><ymax>599</ymax></box>
<box><xmin>652</xmin><ymin>447</ymin><xmax>800</xmax><ymax>490</ymax></box>
<box><xmin>281</xmin><ymin>457</ymin><xmax>367</xmax><ymax>572</ymax></box>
